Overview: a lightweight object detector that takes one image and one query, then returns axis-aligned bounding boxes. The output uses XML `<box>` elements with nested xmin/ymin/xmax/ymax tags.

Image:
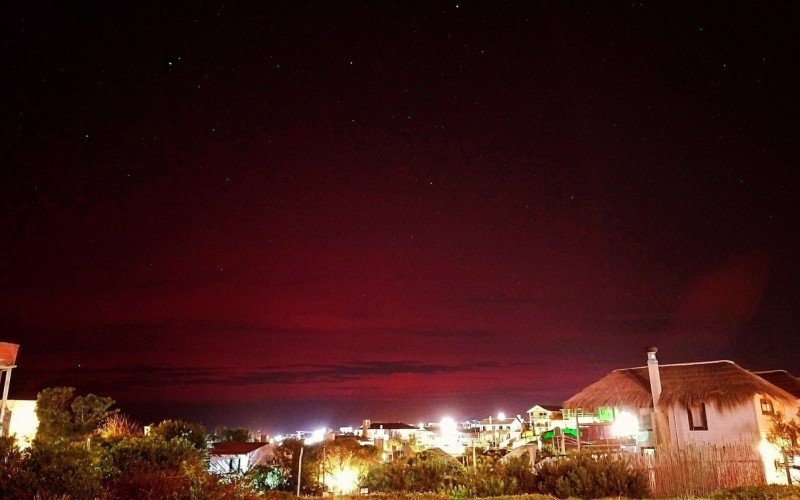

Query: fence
<box><xmin>632</xmin><ymin>443</ymin><xmax>765</xmax><ymax>497</ymax></box>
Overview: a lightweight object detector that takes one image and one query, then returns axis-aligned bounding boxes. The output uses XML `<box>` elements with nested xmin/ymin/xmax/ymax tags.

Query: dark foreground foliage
<box><xmin>532</xmin><ymin>453</ymin><xmax>650</xmax><ymax>499</ymax></box>
<box><xmin>0</xmin><ymin>387</ymin><xmax>659</xmax><ymax>498</ymax></box>
<box><xmin>709</xmin><ymin>484</ymin><xmax>800</xmax><ymax>499</ymax></box>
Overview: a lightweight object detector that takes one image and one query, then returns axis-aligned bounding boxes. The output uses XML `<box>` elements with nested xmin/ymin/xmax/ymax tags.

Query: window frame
<box><xmin>687</xmin><ymin>402</ymin><xmax>708</xmax><ymax>431</ymax></box>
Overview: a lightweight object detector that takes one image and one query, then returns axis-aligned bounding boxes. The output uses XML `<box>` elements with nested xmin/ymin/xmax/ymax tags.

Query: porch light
<box><xmin>610</xmin><ymin>411</ymin><xmax>639</xmax><ymax>438</ymax></box>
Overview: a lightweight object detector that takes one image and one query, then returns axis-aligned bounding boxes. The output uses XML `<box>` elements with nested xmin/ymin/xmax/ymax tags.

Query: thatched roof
<box><xmin>753</xmin><ymin>370</ymin><xmax>800</xmax><ymax>399</ymax></box>
<box><xmin>564</xmin><ymin>360</ymin><xmax>796</xmax><ymax>411</ymax></box>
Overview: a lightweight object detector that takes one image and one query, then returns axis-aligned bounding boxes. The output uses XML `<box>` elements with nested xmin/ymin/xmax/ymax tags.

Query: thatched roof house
<box><xmin>564</xmin><ymin>360</ymin><xmax>795</xmax><ymax>411</ymax></box>
<box><xmin>753</xmin><ymin>370</ymin><xmax>800</xmax><ymax>399</ymax></box>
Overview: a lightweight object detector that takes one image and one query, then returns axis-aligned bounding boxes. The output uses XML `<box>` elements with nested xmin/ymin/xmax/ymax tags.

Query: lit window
<box><xmin>688</xmin><ymin>403</ymin><xmax>708</xmax><ymax>430</ymax></box>
<box><xmin>760</xmin><ymin>399</ymin><xmax>774</xmax><ymax>416</ymax></box>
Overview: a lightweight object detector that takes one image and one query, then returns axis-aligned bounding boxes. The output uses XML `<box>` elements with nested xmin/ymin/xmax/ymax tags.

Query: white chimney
<box><xmin>646</xmin><ymin>346</ymin><xmax>662</xmax><ymax>411</ymax></box>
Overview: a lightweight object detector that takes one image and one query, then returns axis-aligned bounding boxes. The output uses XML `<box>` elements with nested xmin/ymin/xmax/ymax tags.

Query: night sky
<box><xmin>2</xmin><ymin>2</ymin><xmax>799</xmax><ymax>433</ymax></box>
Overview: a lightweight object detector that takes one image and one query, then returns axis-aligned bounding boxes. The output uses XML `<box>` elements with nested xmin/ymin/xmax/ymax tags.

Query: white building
<box><xmin>478</xmin><ymin>414</ymin><xmax>525</xmax><ymax>448</ymax></box>
<box><xmin>527</xmin><ymin>404</ymin><xmax>562</xmax><ymax>435</ymax></box>
<box><xmin>208</xmin><ymin>442</ymin><xmax>274</xmax><ymax>475</ymax></box>
<box><xmin>565</xmin><ymin>347</ymin><xmax>800</xmax><ymax>485</ymax></box>
<box><xmin>3</xmin><ymin>399</ymin><xmax>38</xmax><ymax>449</ymax></box>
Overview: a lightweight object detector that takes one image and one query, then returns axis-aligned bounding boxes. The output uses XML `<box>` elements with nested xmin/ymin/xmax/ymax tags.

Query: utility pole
<box><xmin>296</xmin><ymin>444</ymin><xmax>304</xmax><ymax>497</ymax></box>
<box><xmin>472</xmin><ymin>441</ymin><xmax>477</xmax><ymax>471</ymax></box>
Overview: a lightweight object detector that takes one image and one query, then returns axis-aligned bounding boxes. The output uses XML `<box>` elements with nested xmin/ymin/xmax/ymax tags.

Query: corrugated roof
<box><xmin>564</xmin><ymin>360</ymin><xmax>796</xmax><ymax>411</ymax></box>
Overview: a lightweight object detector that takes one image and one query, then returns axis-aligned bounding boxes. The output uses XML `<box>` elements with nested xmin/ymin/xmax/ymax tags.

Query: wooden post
<box><xmin>472</xmin><ymin>440</ymin><xmax>477</xmax><ymax>471</ymax></box>
<box><xmin>0</xmin><ymin>368</ymin><xmax>12</xmax><ymax>436</ymax></box>
<box><xmin>296</xmin><ymin>444</ymin><xmax>304</xmax><ymax>497</ymax></box>
<box><xmin>784</xmin><ymin>451</ymin><xmax>793</xmax><ymax>486</ymax></box>
<box><xmin>576</xmin><ymin>409</ymin><xmax>581</xmax><ymax>452</ymax></box>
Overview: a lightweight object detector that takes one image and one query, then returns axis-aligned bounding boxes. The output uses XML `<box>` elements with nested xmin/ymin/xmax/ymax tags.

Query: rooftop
<box><xmin>565</xmin><ymin>360</ymin><xmax>795</xmax><ymax>411</ymax></box>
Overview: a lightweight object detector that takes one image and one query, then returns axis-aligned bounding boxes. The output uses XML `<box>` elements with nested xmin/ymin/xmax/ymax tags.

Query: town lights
<box><xmin>325</xmin><ymin>465</ymin><xmax>359</xmax><ymax>495</ymax></box>
<box><xmin>305</xmin><ymin>428</ymin><xmax>326</xmax><ymax>445</ymax></box>
<box><xmin>610</xmin><ymin>411</ymin><xmax>640</xmax><ymax>438</ymax></box>
<box><xmin>498</xmin><ymin>412</ymin><xmax>505</xmax><ymax>420</ymax></box>
<box><xmin>440</xmin><ymin>417</ymin><xmax>457</xmax><ymax>440</ymax></box>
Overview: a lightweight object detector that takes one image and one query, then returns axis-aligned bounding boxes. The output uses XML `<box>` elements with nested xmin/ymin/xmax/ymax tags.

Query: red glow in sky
<box><xmin>2</xmin><ymin>2</ymin><xmax>799</xmax><ymax>431</ymax></box>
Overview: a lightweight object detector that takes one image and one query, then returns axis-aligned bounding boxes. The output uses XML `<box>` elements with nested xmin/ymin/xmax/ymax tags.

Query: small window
<box><xmin>760</xmin><ymin>399</ymin><xmax>774</xmax><ymax>416</ymax></box>
<box><xmin>688</xmin><ymin>403</ymin><xmax>708</xmax><ymax>430</ymax></box>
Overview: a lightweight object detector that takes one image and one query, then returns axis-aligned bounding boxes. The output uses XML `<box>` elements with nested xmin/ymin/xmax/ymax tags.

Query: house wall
<box><xmin>752</xmin><ymin>394</ymin><xmax>799</xmax><ymax>436</ymax></box>
<box><xmin>5</xmin><ymin>400</ymin><xmax>38</xmax><ymax>449</ymax></box>
<box><xmin>367</xmin><ymin>427</ymin><xmax>417</xmax><ymax>441</ymax></box>
<box><xmin>666</xmin><ymin>401</ymin><xmax>760</xmax><ymax>449</ymax></box>
<box><xmin>752</xmin><ymin>395</ymin><xmax>800</xmax><ymax>485</ymax></box>
<box><xmin>209</xmin><ymin>454</ymin><xmax>245</xmax><ymax>474</ymax></box>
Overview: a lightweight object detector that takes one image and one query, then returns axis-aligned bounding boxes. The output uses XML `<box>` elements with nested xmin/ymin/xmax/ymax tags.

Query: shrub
<box><xmin>147</xmin><ymin>419</ymin><xmax>209</xmax><ymax>450</ymax></box>
<box><xmin>534</xmin><ymin>452</ymin><xmax>650</xmax><ymax>499</ymax></box>
<box><xmin>363</xmin><ymin>451</ymin><xmax>465</xmax><ymax>493</ymax></box>
<box><xmin>101</xmin><ymin>434</ymin><xmax>211</xmax><ymax>498</ymax></box>
<box><xmin>246</xmin><ymin>464</ymin><xmax>290</xmax><ymax>492</ymax></box>
<box><xmin>709</xmin><ymin>484</ymin><xmax>800</xmax><ymax>499</ymax></box>
<box><xmin>22</xmin><ymin>441</ymin><xmax>105</xmax><ymax>498</ymax></box>
<box><xmin>0</xmin><ymin>436</ymin><xmax>27</xmax><ymax>497</ymax></box>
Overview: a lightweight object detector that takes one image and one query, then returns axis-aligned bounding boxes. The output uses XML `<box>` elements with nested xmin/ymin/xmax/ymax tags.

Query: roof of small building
<box><xmin>564</xmin><ymin>360</ymin><xmax>796</xmax><ymax>411</ymax></box>
<box><xmin>368</xmin><ymin>422</ymin><xmax>418</xmax><ymax>430</ymax></box>
<box><xmin>210</xmin><ymin>442</ymin><xmax>271</xmax><ymax>456</ymax></box>
<box><xmin>480</xmin><ymin>416</ymin><xmax>523</xmax><ymax>425</ymax></box>
<box><xmin>753</xmin><ymin>370</ymin><xmax>800</xmax><ymax>399</ymax></box>
<box><xmin>528</xmin><ymin>405</ymin><xmax>561</xmax><ymax>412</ymax></box>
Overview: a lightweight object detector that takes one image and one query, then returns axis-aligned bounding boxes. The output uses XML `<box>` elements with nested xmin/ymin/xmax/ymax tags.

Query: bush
<box><xmin>709</xmin><ymin>484</ymin><xmax>800</xmax><ymax>499</ymax></box>
<box><xmin>100</xmin><ymin>434</ymin><xmax>241</xmax><ymax>499</ymax></box>
<box><xmin>147</xmin><ymin>419</ymin><xmax>209</xmax><ymax>450</ymax></box>
<box><xmin>246</xmin><ymin>464</ymin><xmax>290</xmax><ymax>493</ymax></box>
<box><xmin>533</xmin><ymin>452</ymin><xmax>650</xmax><ymax>499</ymax></box>
<box><xmin>22</xmin><ymin>441</ymin><xmax>105</xmax><ymax>498</ymax></box>
<box><xmin>363</xmin><ymin>451</ymin><xmax>465</xmax><ymax>493</ymax></box>
<box><xmin>0</xmin><ymin>436</ymin><xmax>27</xmax><ymax>497</ymax></box>
<box><xmin>457</xmin><ymin>453</ymin><xmax>537</xmax><ymax>497</ymax></box>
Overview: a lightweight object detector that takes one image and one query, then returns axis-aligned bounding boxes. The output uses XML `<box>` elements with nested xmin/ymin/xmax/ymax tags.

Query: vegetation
<box><xmin>532</xmin><ymin>452</ymin><xmax>650</xmax><ymax>499</ymax></box>
<box><xmin>0</xmin><ymin>386</ymin><xmax>244</xmax><ymax>499</ymax></box>
<box><xmin>767</xmin><ymin>409</ymin><xmax>800</xmax><ymax>473</ymax></box>
<box><xmin>0</xmin><ymin>392</ymin><xmax>654</xmax><ymax>499</ymax></box>
<box><xmin>13</xmin><ymin>385</ymin><xmax>791</xmax><ymax>498</ymax></box>
<box><xmin>147</xmin><ymin>419</ymin><xmax>209</xmax><ymax>450</ymax></box>
<box><xmin>709</xmin><ymin>484</ymin><xmax>800</xmax><ymax>499</ymax></box>
<box><xmin>215</xmin><ymin>425</ymin><xmax>253</xmax><ymax>443</ymax></box>
<box><xmin>35</xmin><ymin>386</ymin><xmax>117</xmax><ymax>444</ymax></box>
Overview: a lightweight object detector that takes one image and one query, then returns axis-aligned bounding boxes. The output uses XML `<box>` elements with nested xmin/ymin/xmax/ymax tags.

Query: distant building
<box><xmin>527</xmin><ymin>404</ymin><xmax>562</xmax><ymax>435</ymax></box>
<box><xmin>361</xmin><ymin>420</ymin><xmax>420</xmax><ymax>441</ymax></box>
<box><xmin>2</xmin><ymin>400</ymin><xmax>38</xmax><ymax>449</ymax></box>
<box><xmin>208</xmin><ymin>442</ymin><xmax>274</xmax><ymax>475</ymax></box>
<box><xmin>477</xmin><ymin>415</ymin><xmax>525</xmax><ymax>448</ymax></box>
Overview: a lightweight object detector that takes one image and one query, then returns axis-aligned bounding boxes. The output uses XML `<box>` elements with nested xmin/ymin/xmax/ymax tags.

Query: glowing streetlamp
<box><xmin>324</xmin><ymin>464</ymin><xmax>360</xmax><ymax>495</ymax></box>
<box><xmin>610</xmin><ymin>411</ymin><xmax>640</xmax><ymax>438</ymax></box>
<box><xmin>440</xmin><ymin>416</ymin><xmax>457</xmax><ymax>439</ymax></box>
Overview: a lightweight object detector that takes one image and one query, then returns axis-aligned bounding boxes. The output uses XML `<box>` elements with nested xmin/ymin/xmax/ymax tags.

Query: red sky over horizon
<box><xmin>2</xmin><ymin>2</ymin><xmax>799</xmax><ymax>432</ymax></box>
